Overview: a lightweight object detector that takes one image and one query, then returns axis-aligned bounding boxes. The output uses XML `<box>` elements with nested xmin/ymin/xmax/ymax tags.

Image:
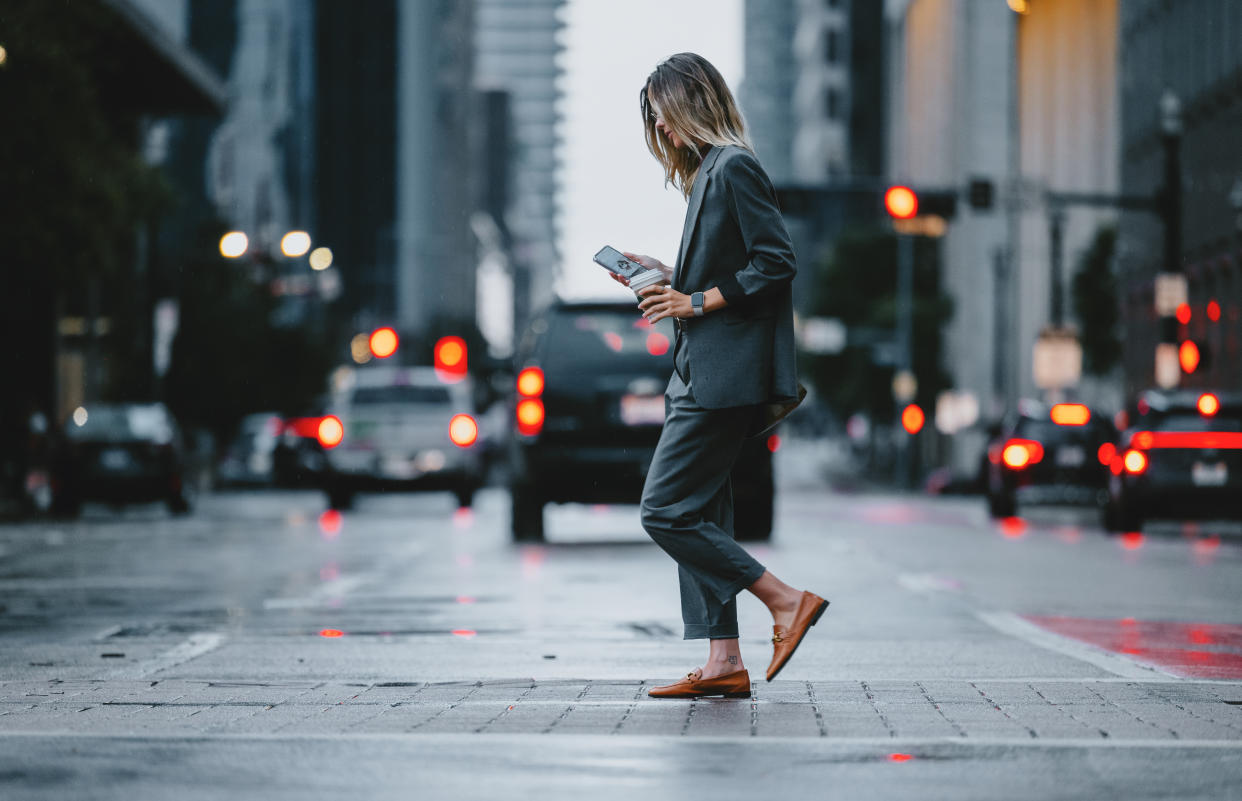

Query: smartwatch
<box><xmin>691</xmin><ymin>291</ymin><xmax>705</xmax><ymax>317</ymax></box>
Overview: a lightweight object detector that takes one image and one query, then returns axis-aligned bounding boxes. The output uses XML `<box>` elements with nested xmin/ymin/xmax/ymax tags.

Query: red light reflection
<box><xmin>603</xmin><ymin>332</ymin><xmax>624</xmax><ymax>352</ymax></box>
<box><xmin>456</xmin><ymin>595</ymin><xmax>476</xmax><ymax>604</ymax></box>
<box><xmin>320</xmin><ymin>629</ymin><xmax>344</xmax><ymax>638</ymax></box>
<box><xmin>888</xmin><ymin>753</ymin><xmax>914</xmax><ymax>762</ymax></box>
<box><xmin>452</xmin><ymin>629</ymin><xmax>477</xmax><ymax>638</ymax></box>
<box><xmin>453</xmin><ymin>507</ymin><xmax>474</xmax><ymax>529</ymax></box>
<box><xmin>1120</xmin><ymin>532</ymin><xmax>1144</xmax><ymax>550</ymax></box>
<box><xmin>646</xmin><ymin>331</ymin><xmax>670</xmax><ymax>356</ymax></box>
<box><xmin>319</xmin><ymin>509</ymin><xmax>342</xmax><ymax>537</ymax></box>
<box><xmin>1024</xmin><ymin>615</ymin><xmax>1242</xmax><ymax>679</ymax></box>
<box><xmin>767</xmin><ymin>434</ymin><xmax>781</xmax><ymax>453</ymax></box>
<box><xmin>999</xmin><ymin>516</ymin><xmax>1027</xmax><ymax>539</ymax></box>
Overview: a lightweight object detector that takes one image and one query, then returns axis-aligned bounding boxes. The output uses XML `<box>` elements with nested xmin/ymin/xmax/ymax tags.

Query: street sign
<box><xmin>1032</xmin><ymin>327</ymin><xmax>1082</xmax><ymax>390</ymax></box>
<box><xmin>800</xmin><ymin>317</ymin><xmax>847</xmax><ymax>354</ymax></box>
<box><xmin>1154</xmin><ymin>273</ymin><xmax>1188</xmax><ymax>316</ymax></box>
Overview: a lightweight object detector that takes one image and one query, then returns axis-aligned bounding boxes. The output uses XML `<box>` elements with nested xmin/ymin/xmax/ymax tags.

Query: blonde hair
<box><xmin>640</xmin><ymin>53</ymin><xmax>754</xmax><ymax>198</ymax></box>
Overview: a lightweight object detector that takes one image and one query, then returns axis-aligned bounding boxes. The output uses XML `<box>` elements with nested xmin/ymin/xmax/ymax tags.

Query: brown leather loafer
<box><xmin>765</xmin><ymin>591</ymin><xmax>829</xmax><ymax>681</ymax></box>
<box><xmin>647</xmin><ymin>668</ymin><xmax>752</xmax><ymax>699</ymax></box>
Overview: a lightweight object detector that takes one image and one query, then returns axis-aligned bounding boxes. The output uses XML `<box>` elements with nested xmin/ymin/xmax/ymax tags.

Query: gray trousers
<box><xmin>640</xmin><ymin>337</ymin><xmax>766</xmax><ymax>640</ymax></box>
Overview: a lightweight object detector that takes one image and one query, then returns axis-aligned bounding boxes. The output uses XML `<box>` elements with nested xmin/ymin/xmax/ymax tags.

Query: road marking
<box><xmin>133</xmin><ymin>633</ymin><xmax>227</xmax><ymax>678</ymax></box>
<box><xmin>897</xmin><ymin>573</ymin><xmax>962</xmax><ymax>594</ymax></box>
<box><xmin>0</xmin><ymin>730</ymin><xmax>1239</xmax><ymax>749</ymax></box>
<box><xmin>977</xmin><ymin>611</ymin><xmax>1176</xmax><ymax>679</ymax></box>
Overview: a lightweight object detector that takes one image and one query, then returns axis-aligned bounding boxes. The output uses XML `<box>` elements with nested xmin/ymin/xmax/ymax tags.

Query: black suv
<box><xmin>1105</xmin><ymin>390</ymin><xmax>1242</xmax><ymax>531</ymax></box>
<box><xmin>983</xmin><ymin>401</ymin><xmax>1115</xmax><ymax>518</ymax></box>
<box><xmin>507</xmin><ymin>300</ymin><xmax>773</xmax><ymax>542</ymax></box>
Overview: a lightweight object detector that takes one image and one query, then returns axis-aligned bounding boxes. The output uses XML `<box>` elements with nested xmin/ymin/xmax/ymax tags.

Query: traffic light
<box><xmin>884</xmin><ymin>186</ymin><xmax>918</xmax><ymax>219</ymax></box>
<box><xmin>901</xmin><ymin>404</ymin><xmax>925</xmax><ymax>435</ymax></box>
<box><xmin>369</xmin><ymin>327</ymin><xmax>399</xmax><ymax>359</ymax></box>
<box><xmin>434</xmin><ymin>336</ymin><xmax>468</xmax><ymax>383</ymax></box>
<box><xmin>967</xmin><ymin>178</ymin><xmax>994</xmax><ymax>210</ymax></box>
<box><xmin>1179</xmin><ymin>339</ymin><xmax>1210</xmax><ymax>374</ymax></box>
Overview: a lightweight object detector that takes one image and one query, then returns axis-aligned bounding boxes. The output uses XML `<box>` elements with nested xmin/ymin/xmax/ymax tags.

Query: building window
<box><xmin>824</xmin><ymin>29</ymin><xmax>839</xmax><ymax>64</ymax></box>
<box><xmin>824</xmin><ymin>88</ymin><xmax>840</xmax><ymax>120</ymax></box>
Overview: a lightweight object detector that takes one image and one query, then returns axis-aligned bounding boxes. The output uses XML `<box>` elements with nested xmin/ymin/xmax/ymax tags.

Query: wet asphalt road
<box><xmin>1</xmin><ymin>440</ymin><xmax>1241</xmax><ymax>799</ymax></box>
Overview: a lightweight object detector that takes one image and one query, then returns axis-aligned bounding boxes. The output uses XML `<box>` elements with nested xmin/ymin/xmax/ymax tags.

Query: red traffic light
<box><xmin>434</xmin><ymin>336</ymin><xmax>468</xmax><ymax>383</ymax></box>
<box><xmin>369</xmin><ymin>327</ymin><xmax>399</xmax><ymax>359</ymax></box>
<box><xmin>1178</xmin><ymin>340</ymin><xmax>1200</xmax><ymax>374</ymax></box>
<box><xmin>901</xmin><ymin>403</ymin><xmax>924</xmax><ymax>434</ymax></box>
<box><xmin>884</xmin><ymin>186</ymin><xmax>918</xmax><ymax>220</ymax></box>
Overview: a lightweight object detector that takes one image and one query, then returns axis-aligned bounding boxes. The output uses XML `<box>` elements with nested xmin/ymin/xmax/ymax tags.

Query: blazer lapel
<box><xmin>673</xmin><ymin>146</ymin><xmax>723</xmax><ymax>291</ymax></box>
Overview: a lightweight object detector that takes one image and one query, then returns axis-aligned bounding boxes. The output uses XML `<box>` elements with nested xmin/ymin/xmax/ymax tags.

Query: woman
<box><xmin>612</xmin><ymin>53</ymin><xmax>827</xmax><ymax>698</ymax></box>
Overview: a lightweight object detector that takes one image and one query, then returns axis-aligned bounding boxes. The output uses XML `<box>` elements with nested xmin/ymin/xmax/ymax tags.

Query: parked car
<box><xmin>53</xmin><ymin>403</ymin><xmax>194</xmax><ymax>517</ymax></box>
<box><xmin>983</xmin><ymin>400</ymin><xmax>1115</xmax><ymax>518</ymax></box>
<box><xmin>508</xmin><ymin>299</ymin><xmax>775</xmax><ymax>542</ymax></box>
<box><xmin>217</xmin><ymin>412</ymin><xmax>283</xmax><ymax>486</ymax></box>
<box><xmin>320</xmin><ymin>365</ymin><xmax>485</xmax><ymax>510</ymax></box>
<box><xmin>1105</xmin><ymin>390</ymin><xmax>1242</xmax><ymax>531</ymax></box>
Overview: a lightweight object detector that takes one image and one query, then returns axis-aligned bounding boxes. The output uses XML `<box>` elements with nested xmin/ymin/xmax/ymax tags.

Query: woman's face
<box><xmin>650</xmin><ymin>101</ymin><xmax>686</xmax><ymax>150</ymax></box>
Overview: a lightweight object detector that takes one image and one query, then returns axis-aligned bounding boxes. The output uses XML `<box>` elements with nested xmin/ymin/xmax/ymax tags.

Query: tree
<box><xmin>1072</xmin><ymin>226</ymin><xmax>1121</xmax><ymax>376</ymax></box>
<box><xmin>801</xmin><ymin>227</ymin><xmax>954</xmax><ymax>421</ymax></box>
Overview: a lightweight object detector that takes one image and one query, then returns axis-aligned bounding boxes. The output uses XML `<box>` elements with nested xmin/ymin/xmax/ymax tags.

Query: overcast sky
<box><xmin>556</xmin><ymin>0</ymin><xmax>743</xmax><ymax>300</ymax></box>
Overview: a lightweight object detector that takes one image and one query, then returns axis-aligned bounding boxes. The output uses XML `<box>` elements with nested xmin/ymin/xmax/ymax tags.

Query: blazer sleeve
<box><xmin>716</xmin><ymin>151</ymin><xmax>797</xmax><ymax>307</ymax></box>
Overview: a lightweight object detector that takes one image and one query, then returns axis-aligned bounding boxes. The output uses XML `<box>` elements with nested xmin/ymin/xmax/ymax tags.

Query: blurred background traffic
<box><xmin>0</xmin><ymin>0</ymin><xmax>1238</xmax><ymax>533</ymax></box>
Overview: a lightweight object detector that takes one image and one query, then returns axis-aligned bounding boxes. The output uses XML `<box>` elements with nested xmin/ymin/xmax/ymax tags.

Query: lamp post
<box><xmin>1153</xmin><ymin>90</ymin><xmax>1184</xmax><ymax>388</ymax></box>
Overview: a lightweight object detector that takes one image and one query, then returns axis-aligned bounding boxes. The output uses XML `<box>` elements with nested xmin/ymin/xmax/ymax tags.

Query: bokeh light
<box><xmin>281</xmin><ymin>230</ymin><xmax>311</xmax><ymax>258</ymax></box>
<box><xmin>308</xmin><ymin>246</ymin><xmax>333</xmax><ymax>270</ymax></box>
<box><xmin>72</xmin><ymin>406</ymin><xmax>88</xmax><ymax>427</ymax></box>
<box><xmin>369</xmin><ymin>327</ymin><xmax>399</xmax><ymax>359</ymax></box>
<box><xmin>219</xmin><ymin>231</ymin><xmax>248</xmax><ymax>258</ymax></box>
<box><xmin>350</xmin><ymin>333</ymin><xmax>373</xmax><ymax>364</ymax></box>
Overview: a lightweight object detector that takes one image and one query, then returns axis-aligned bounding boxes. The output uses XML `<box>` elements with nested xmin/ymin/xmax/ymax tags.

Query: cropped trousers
<box><xmin>640</xmin><ymin>335</ymin><xmax>766</xmax><ymax>639</ymax></box>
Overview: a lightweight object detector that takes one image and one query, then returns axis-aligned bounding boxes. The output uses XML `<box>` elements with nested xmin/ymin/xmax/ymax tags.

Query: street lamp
<box><xmin>1154</xmin><ymin>90</ymin><xmax>1184</xmax><ymax>388</ymax></box>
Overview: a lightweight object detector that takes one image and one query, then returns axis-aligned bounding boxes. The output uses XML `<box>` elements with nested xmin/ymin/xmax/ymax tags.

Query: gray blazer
<box><xmin>672</xmin><ymin>145</ymin><xmax>799</xmax><ymax>410</ymax></box>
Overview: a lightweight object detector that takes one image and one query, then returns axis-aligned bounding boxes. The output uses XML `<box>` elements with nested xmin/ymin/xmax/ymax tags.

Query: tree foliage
<box><xmin>801</xmin><ymin>227</ymin><xmax>954</xmax><ymax>420</ymax></box>
<box><xmin>0</xmin><ymin>0</ymin><xmax>172</xmax><ymax>287</ymax></box>
<box><xmin>1072</xmin><ymin>226</ymin><xmax>1121</xmax><ymax>376</ymax></box>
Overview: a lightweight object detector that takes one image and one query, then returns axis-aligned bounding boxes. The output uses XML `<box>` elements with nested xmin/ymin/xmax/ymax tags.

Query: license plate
<box><xmin>100</xmin><ymin>448</ymin><xmax>132</xmax><ymax>469</ymax></box>
<box><xmin>1192</xmin><ymin>462</ymin><xmax>1227</xmax><ymax>486</ymax></box>
<box><xmin>620</xmin><ymin>394</ymin><xmax>665</xmax><ymax>426</ymax></box>
<box><xmin>1056</xmin><ymin>445</ymin><xmax>1085</xmax><ymax>467</ymax></box>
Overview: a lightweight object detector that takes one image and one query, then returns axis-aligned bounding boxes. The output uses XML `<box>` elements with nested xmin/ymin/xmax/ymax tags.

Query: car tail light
<box><xmin>1050</xmin><ymin>403</ymin><xmax>1090</xmax><ymax>426</ymax></box>
<box><xmin>516</xmin><ymin>398</ymin><xmax>545</xmax><ymax>437</ymax></box>
<box><xmin>1197</xmin><ymin>393</ymin><xmax>1220</xmax><ymax>417</ymax></box>
<box><xmin>1001</xmin><ymin>438</ymin><xmax>1043</xmax><ymax>469</ymax></box>
<box><xmin>1097</xmin><ymin>442</ymin><xmax>1116</xmax><ymax>466</ymax></box>
<box><xmin>516</xmin><ymin>367</ymin><xmax>544</xmax><ymax>398</ymax></box>
<box><xmin>317</xmin><ymin>415</ymin><xmax>344</xmax><ymax>449</ymax></box>
<box><xmin>1122</xmin><ymin>449</ymin><xmax>1148</xmax><ymax>475</ymax></box>
<box><xmin>449</xmin><ymin>414</ymin><xmax>478</xmax><ymax>448</ymax></box>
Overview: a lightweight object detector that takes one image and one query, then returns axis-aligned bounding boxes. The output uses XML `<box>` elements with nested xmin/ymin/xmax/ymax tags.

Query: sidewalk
<box><xmin>2</xmin><ymin>677</ymin><xmax>1240</xmax><ymax>741</ymax></box>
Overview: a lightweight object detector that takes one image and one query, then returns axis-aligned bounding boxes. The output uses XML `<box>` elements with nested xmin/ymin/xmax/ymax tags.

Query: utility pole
<box><xmin>895</xmin><ymin>233</ymin><xmax>914</xmax><ymax>488</ymax></box>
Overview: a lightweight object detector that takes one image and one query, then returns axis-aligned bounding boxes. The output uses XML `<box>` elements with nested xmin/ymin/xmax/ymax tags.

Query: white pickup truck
<box><xmin>321</xmin><ymin>366</ymin><xmax>484</xmax><ymax>510</ymax></box>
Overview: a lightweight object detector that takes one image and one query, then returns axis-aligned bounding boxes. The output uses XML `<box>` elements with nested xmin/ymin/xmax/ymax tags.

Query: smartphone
<box><xmin>593</xmin><ymin>246</ymin><xmax>645</xmax><ymax>281</ymax></box>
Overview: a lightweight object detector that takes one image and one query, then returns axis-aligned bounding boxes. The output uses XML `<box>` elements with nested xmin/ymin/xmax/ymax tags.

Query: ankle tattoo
<box><xmin>727</xmin><ymin>655</ymin><xmax>738</xmax><ymax>665</ymax></box>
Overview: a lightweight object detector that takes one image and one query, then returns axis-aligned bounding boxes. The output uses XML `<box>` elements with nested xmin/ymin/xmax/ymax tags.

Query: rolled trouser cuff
<box><xmin>682</xmin><ymin>624</ymin><xmax>741</xmax><ymax>640</ymax></box>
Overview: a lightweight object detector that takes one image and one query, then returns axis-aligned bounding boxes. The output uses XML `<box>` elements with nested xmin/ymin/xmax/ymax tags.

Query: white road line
<box><xmin>0</xmin><ymin>731</ymin><xmax>1239</xmax><ymax>749</ymax></box>
<box><xmin>132</xmin><ymin>632</ymin><xmax>228</xmax><ymax>678</ymax></box>
<box><xmin>977</xmin><ymin>611</ymin><xmax>1177</xmax><ymax>680</ymax></box>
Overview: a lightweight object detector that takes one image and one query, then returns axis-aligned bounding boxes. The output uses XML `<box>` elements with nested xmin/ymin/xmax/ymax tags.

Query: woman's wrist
<box><xmin>703</xmin><ymin>287</ymin><xmax>726</xmax><ymax>313</ymax></box>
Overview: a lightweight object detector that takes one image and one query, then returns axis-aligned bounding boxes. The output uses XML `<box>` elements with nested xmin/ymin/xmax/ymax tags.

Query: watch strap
<box><xmin>691</xmin><ymin>291</ymin><xmax>705</xmax><ymax>317</ymax></box>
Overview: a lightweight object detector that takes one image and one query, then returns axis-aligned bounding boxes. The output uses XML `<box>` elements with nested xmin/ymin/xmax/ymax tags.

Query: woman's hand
<box><xmin>623</xmin><ymin>252</ymin><xmax>673</xmax><ymax>283</ymax></box>
<box><xmin>637</xmin><ymin>284</ymin><xmax>692</xmax><ymax>322</ymax></box>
